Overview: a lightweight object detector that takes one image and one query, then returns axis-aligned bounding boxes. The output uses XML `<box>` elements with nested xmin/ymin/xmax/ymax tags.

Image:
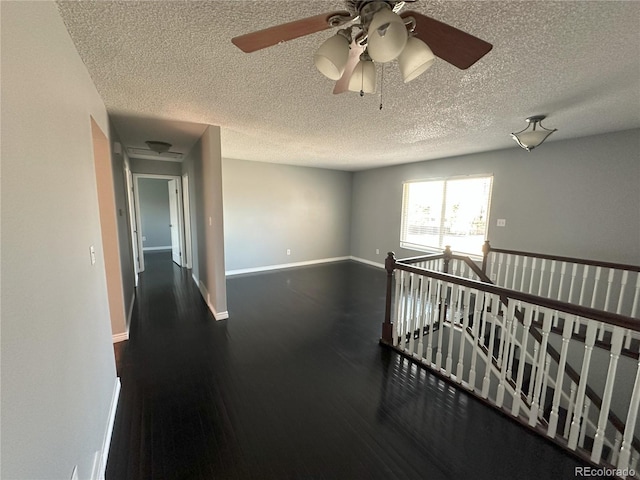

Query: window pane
<box><xmin>403</xmin><ymin>181</ymin><xmax>443</xmax><ymax>250</ymax></box>
<box><xmin>441</xmin><ymin>177</ymin><xmax>492</xmax><ymax>255</ymax></box>
<box><xmin>401</xmin><ymin>176</ymin><xmax>492</xmax><ymax>256</ymax></box>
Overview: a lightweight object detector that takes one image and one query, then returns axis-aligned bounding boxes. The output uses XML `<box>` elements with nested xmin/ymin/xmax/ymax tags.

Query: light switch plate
<box><xmin>497</xmin><ymin>219</ymin><xmax>506</xmax><ymax>227</ymax></box>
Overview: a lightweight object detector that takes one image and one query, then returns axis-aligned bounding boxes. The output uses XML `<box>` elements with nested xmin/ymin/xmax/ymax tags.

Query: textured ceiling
<box><xmin>56</xmin><ymin>1</ymin><xmax>640</xmax><ymax>170</ymax></box>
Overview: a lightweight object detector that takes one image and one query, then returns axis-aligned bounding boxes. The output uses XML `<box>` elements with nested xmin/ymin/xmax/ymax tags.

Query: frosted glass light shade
<box><xmin>511</xmin><ymin>116</ymin><xmax>557</xmax><ymax>151</ymax></box>
<box><xmin>348</xmin><ymin>59</ymin><xmax>376</xmax><ymax>94</ymax></box>
<box><xmin>398</xmin><ymin>37</ymin><xmax>435</xmax><ymax>83</ymax></box>
<box><xmin>367</xmin><ymin>8</ymin><xmax>408</xmax><ymax>63</ymax></box>
<box><xmin>511</xmin><ymin>130</ymin><xmax>554</xmax><ymax>150</ymax></box>
<box><xmin>314</xmin><ymin>34</ymin><xmax>350</xmax><ymax>80</ymax></box>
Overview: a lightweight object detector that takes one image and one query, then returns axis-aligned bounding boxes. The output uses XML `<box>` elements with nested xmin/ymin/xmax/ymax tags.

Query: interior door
<box><xmin>168</xmin><ymin>179</ymin><xmax>182</xmax><ymax>266</ymax></box>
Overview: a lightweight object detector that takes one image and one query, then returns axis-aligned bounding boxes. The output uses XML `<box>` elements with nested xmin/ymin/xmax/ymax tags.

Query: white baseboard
<box><xmin>350</xmin><ymin>256</ymin><xmax>385</xmax><ymax>269</ymax></box>
<box><xmin>192</xmin><ymin>272</ymin><xmax>199</xmax><ymax>286</ymax></box>
<box><xmin>112</xmin><ymin>331</ymin><xmax>129</xmax><ymax>343</ymax></box>
<box><xmin>98</xmin><ymin>377</ymin><xmax>121</xmax><ymax>480</ymax></box>
<box><xmin>197</xmin><ymin>280</ymin><xmax>229</xmax><ymax>321</ymax></box>
<box><xmin>225</xmin><ymin>256</ymin><xmax>350</xmax><ymax>276</ymax></box>
<box><xmin>142</xmin><ymin>246</ymin><xmax>171</xmax><ymax>251</ymax></box>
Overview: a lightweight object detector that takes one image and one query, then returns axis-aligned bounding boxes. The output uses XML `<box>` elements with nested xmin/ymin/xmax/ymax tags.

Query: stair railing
<box><xmin>382</xmin><ymin>250</ymin><xmax>640</xmax><ymax>476</ymax></box>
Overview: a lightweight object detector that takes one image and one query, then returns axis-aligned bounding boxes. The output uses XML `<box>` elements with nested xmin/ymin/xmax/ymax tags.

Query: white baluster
<box><xmin>407</xmin><ymin>274</ymin><xmax>419</xmax><ymax>355</ymax></box>
<box><xmin>496</xmin><ymin>253</ymin><xmax>504</xmax><ymax>286</ymax></box>
<box><xmin>435</xmin><ymin>280</ymin><xmax>447</xmax><ymax>371</ymax></box>
<box><xmin>529</xmin><ymin>309</ymin><xmax>552</xmax><ymax>427</ymax></box>
<box><xmin>568</xmin><ymin>263</ymin><xmax>578</xmax><ymax>304</ymax></box>
<box><xmin>539</xmin><ymin>358</ymin><xmax>551</xmax><ymax>420</ymax></box>
<box><xmin>564</xmin><ymin>382</ymin><xmax>577</xmax><ymax>439</ymax></box>
<box><xmin>603</xmin><ymin>268</ymin><xmax>615</xmax><ymax>313</ymax></box>
<box><xmin>504</xmin><ymin>254</ymin><xmax>512</xmax><ymax>291</ymax></box>
<box><xmin>548</xmin><ymin>315</ymin><xmax>576</xmax><ymax>438</ymax></box>
<box><xmin>591</xmin><ymin>327</ymin><xmax>624</xmax><ymax>463</ymax></box>
<box><xmin>496</xmin><ymin>301</ymin><xmax>516</xmax><ymax>408</ymax></box>
<box><xmin>481</xmin><ymin>293</ymin><xmax>494</xmax><ymax>399</ymax></box>
<box><xmin>611</xmin><ymin>432</ymin><xmax>622</xmax><ymax>466</ymax></box>
<box><xmin>568</xmin><ymin>321</ymin><xmax>598</xmax><ymax>450</ymax></box>
<box><xmin>578</xmin><ymin>265</ymin><xmax>590</xmax><ymax>307</ymax></box>
<box><xmin>415</xmin><ymin>276</ymin><xmax>429</xmax><ymax>360</ymax></box>
<box><xmin>445</xmin><ymin>284</ymin><xmax>459</xmax><ymax>376</ymax></box>
<box><xmin>400</xmin><ymin>272</ymin><xmax>411</xmax><ymax>347</ymax></box>
<box><xmin>489</xmin><ymin>252</ymin><xmax>497</xmax><ymax>284</ymax></box>
<box><xmin>469</xmin><ymin>292</ymin><xmax>484</xmax><ymax>392</ymax></box>
<box><xmin>590</xmin><ymin>264</ymin><xmax>604</xmax><ymax>303</ymax></box>
<box><xmin>616</xmin><ymin>271</ymin><xmax>629</xmax><ymax>315</ymax></box>
<box><xmin>590</xmin><ymin>267</ymin><xmax>606</xmax><ymax>341</ymax></box>
<box><xmin>528</xmin><ymin>342</ymin><xmax>539</xmax><ymax>404</ymax></box>
<box><xmin>392</xmin><ymin>270</ymin><xmax>402</xmax><ymax>346</ymax></box>
<box><xmin>512</xmin><ymin>301</ymin><xmax>530</xmax><ymax>418</ymax></box>
<box><xmin>520</xmin><ymin>257</ymin><xmax>529</xmax><ymax>293</ymax></box>
<box><xmin>426</xmin><ymin>279</ymin><xmax>439</xmax><ymax>365</ymax></box>
<box><xmin>632</xmin><ymin>274</ymin><xmax>640</xmax><ymax>318</ymax></box>
<box><xmin>511</xmin><ymin>256</ymin><xmax>520</xmax><ymax>291</ymax></box>
<box><xmin>547</xmin><ymin>260</ymin><xmax>557</xmax><ymax>300</ymax></box>
<box><xmin>557</xmin><ymin>262</ymin><xmax>567</xmax><ymax>302</ymax></box>
<box><xmin>537</xmin><ymin>259</ymin><xmax>547</xmax><ymax>298</ymax></box>
<box><xmin>617</xmin><ymin>356</ymin><xmax>640</xmax><ymax>471</ymax></box>
<box><xmin>456</xmin><ymin>289</ymin><xmax>472</xmax><ymax>384</ymax></box>
<box><xmin>528</xmin><ymin>258</ymin><xmax>538</xmax><ymax>295</ymax></box>
<box><xmin>578</xmin><ymin>398</ymin><xmax>591</xmax><ymax>449</ymax></box>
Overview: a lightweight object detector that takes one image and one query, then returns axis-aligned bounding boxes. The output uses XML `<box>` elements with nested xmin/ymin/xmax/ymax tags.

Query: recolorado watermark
<box><xmin>575</xmin><ymin>466</ymin><xmax>636</xmax><ymax>477</ymax></box>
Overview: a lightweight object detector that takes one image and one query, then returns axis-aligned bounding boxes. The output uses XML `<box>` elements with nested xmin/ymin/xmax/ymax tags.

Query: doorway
<box><xmin>132</xmin><ymin>173</ymin><xmax>187</xmax><ymax>272</ymax></box>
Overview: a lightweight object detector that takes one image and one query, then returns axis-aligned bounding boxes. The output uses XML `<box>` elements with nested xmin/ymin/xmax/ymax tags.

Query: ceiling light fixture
<box><xmin>511</xmin><ymin>116</ymin><xmax>557</xmax><ymax>152</ymax></box>
<box><xmin>145</xmin><ymin>141</ymin><xmax>172</xmax><ymax>154</ymax></box>
<box><xmin>312</xmin><ymin>1</ymin><xmax>436</xmax><ymax>94</ymax></box>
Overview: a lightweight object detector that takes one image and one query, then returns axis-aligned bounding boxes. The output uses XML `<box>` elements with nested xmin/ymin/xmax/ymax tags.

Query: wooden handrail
<box><xmin>483</xmin><ymin>241</ymin><xmax>640</xmax><ymax>273</ymax></box>
<box><xmin>389</xmin><ymin>254</ymin><xmax>640</xmax><ymax>332</ymax></box>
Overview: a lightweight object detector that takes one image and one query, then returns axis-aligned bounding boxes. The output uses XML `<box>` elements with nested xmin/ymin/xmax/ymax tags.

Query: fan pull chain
<box><xmin>379</xmin><ymin>64</ymin><xmax>384</xmax><ymax>110</ymax></box>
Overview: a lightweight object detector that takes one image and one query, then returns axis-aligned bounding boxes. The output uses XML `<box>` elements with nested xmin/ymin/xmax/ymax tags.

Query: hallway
<box><xmin>107</xmin><ymin>253</ymin><xmax>594</xmax><ymax>479</ymax></box>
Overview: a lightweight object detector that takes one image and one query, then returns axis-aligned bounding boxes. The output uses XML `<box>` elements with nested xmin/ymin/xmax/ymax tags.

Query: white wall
<box><xmin>1</xmin><ymin>2</ymin><xmax>118</xmax><ymax>479</ymax></box>
<box><xmin>351</xmin><ymin>129</ymin><xmax>640</xmax><ymax>266</ymax></box>
<box><xmin>222</xmin><ymin>158</ymin><xmax>353</xmax><ymax>273</ymax></box>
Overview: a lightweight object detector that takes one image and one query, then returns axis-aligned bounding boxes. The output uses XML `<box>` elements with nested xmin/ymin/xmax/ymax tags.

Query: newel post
<box><xmin>382</xmin><ymin>252</ymin><xmax>396</xmax><ymax>344</ymax></box>
<box><xmin>482</xmin><ymin>240</ymin><xmax>491</xmax><ymax>274</ymax></box>
<box><xmin>443</xmin><ymin>245</ymin><xmax>453</xmax><ymax>273</ymax></box>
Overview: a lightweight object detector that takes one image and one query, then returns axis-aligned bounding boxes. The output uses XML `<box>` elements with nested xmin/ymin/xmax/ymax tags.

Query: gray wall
<box><xmin>182</xmin><ymin>126</ymin><xmax>228</xmax><ymax>318</ymax></box>
<box><xmin>130</xmin><ymin>157</ymin><xmax>182</xmax><ymax>176</ymax></box>
<box><xmin>222</xmin><ymin>158</ymin><xmax>353</xmax><ymax>272</ymax></box>
<box><xmin>137</xmin><ymin>178</ymin><xmax>171</xmax><ymax>249</ymax></box>
<box><xmin>351</xmin><ymin>129</ymin><xmax>640</xmax><ymax>266</ymax></box>
<box><xmin>1</xmin><ymin>2</ymin><xmax>118</xmax><ymax>479</ymax></box>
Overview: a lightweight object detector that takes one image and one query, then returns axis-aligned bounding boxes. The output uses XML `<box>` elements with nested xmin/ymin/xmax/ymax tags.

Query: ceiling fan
<box><xmin>232</xmin><ymin>0</ymin><xmax>492</xmax><ymax>95</ymax></box>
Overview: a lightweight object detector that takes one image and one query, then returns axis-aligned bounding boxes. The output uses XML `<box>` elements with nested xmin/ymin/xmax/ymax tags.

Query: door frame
<box><xmin>132</xmin><ymin>173</ymin><xmax>186</xmax><ymax>272</ymax></box>
<box><xmin>181</xmin><ymin>173</ymin><xmax>193</xmax><ymax>269</ymax></box>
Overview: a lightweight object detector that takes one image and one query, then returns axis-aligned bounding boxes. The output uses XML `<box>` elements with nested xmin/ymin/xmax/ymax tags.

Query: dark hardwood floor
<box><xmin>106</xmin><ymin>252</ymin><xmax>596</xmax><ymax>480</ymax></box>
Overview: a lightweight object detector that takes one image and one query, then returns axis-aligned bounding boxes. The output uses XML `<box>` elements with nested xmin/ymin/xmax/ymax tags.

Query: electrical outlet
<box><xmin>142</xmin><ymin>236</ymin><xmax>146</xmax><ymax>241</ymax></box>
<box><xmin>286</xmin><ymin>249</ymin><xmax>291</xmax><ymax>256</ymax></box>
<box><xmin>497</xmin><ymin>219</ymin><xmax>507</xmax><ymax>227</ymax></box>
<box><xmin>90</xmin><ymin>245</ymin><xmax>96</xmax><ymax>265</ymax></box>
<box><xmin>209</xmin><ymin>217</ymin><xmax>212</xmax><ymax>226</ymax></box>
<box><xmin>376</xmin><ymin>248</ymin><xmax>380</xmax><ymax>255</ymax></box>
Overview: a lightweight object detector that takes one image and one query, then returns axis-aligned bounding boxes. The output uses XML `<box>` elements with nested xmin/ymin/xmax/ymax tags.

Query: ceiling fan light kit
<box><xmin>313</xmin><ymin>30</ymin><xmax>351</xmax><ymax>80</ymax></box>
<box><xmin>366</xmin><ymin>4</ymin><xmax>408</xmax><ymax>63</ymax></box>
<box><xmin>348</xmin><ymin>53</ymin><xmax>377</xmax><ymax>94</ymax></box>
<box><xmin>398</xmin><ymin>36</ymin><xmax>435</xmax><ymax>83</ymax></box>
<box><xmin>511</xmin><ymin>116</ymin><xmax>557</xmax><ymax>152</ymax></box>
<box><xmin>232</xmin><ymin>0</ymin><xmax>493</xmax><ymax>95</ymax></box>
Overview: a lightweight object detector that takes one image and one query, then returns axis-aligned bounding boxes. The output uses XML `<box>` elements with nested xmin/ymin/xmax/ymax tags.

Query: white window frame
<box><xmin>400</xmin><ymin>174</ymin><xmax>493</xmax><ymax>257</ymax></box>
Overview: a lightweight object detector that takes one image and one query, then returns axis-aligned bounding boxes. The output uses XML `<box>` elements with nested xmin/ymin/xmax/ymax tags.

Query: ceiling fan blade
<box><xmin>232</xmin><ymin>10</ymin><xmax>351</xmax><ymax>53</ymax></box>
<box><xmin>401</xmin><ymin>11</ymin><xmax>492</xmax><ymax>70</ymax></box>
<box><xmin>333</xmin><ymin>42</ymin><xmax>365</xmax><ymax>94</ymax></box>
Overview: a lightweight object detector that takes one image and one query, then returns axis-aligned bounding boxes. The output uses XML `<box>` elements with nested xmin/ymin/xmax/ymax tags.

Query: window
<box><xmin>400</xmin><ymin>175</ymin><xmax>493</xmax><ymax>256</ymax></box>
